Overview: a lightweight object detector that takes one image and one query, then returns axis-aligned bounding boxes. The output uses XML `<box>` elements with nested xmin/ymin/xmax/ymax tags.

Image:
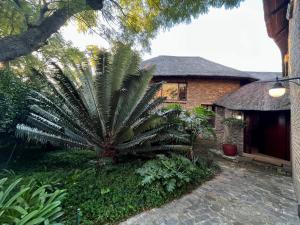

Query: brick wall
<box><xmin>187</xmin><ymin>79</ymin><xmax>241</xmax><ymax>109</ymax></box>
<box><xmin>153</xmin><ymin>77</ymin><xmax>242</xmax><ymax>110</ymax></box>
<box><xmin>289</xmin><ymin>0</ymin><xmax>300</xmax><ymax>203</ymax></box>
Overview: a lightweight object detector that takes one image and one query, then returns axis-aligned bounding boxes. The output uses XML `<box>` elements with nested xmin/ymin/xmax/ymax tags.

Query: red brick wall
<box><xmin>186</xmin><ymin>79</ymin><xmax>241</xmax><ymax>109</ymax></box>
<box><xmin>153</xmin><ymin>77</ymin><xmax>242</xmax><ymax>110</ymax></box>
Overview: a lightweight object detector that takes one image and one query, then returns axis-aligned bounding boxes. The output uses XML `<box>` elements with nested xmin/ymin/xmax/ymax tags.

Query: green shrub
<box><xmin>0</xmin><ymin>69</ymin><xmax>50</xmax><ymax>164</ymax></box>
<box><xmin>162</xmin><ymin>105</ymin><xmax>215</xmax><ymax>140</ymax></box>
<box><xmin>164</xmin><ymin>103</ymin><xmax>183</xmax><ymax>111</ymax></box>
<box><xmin>136</xmin><ymin>154</ymin><xmax>199</xmax><ymax>193</ymax></box>
<box><xmin>39</xmin><ymin>149</ymin><xmax>97</xmax><ymax>169</ymax></box>
<box><xmin>222</xmin><ymin>117</ymin><xmax>245</xmax><ymax>129</ymax></box>
<box><xmin>0</xmin><ymin>69</ymin><xmax>29</xmax><ymax>133</ymax></box>
<box><xmin>193</xmin><ymin>106</ymin><xmax>215</xmax><ymax>119</ymax></box>
<box><xmin>0</xmin><ymin>177</ymin><xmax>66</xmax><ymax>225</ymax></box>
<box><xmin>178</xmin><ymin>106</ymin><xmax>215</xmax><ymax>154</ymax></box>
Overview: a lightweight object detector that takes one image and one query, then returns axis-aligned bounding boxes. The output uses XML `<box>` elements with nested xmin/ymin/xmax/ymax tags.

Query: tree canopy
<box><xmin>0</xmin><ymin>0</ymin><xmax>243</xmax><ymax>62</ymax></box>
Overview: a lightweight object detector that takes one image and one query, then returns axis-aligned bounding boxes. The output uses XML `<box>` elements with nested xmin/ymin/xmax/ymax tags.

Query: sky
<box><xmin>61</xmin><ymin>0</ymin><xmax>282</xmax><ymax>72</ymax></box>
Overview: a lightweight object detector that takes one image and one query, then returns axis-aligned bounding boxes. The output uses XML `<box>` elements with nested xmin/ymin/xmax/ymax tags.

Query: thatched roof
<box><xmin>142</xmin><ymin>56</ymin><xmax>255</xmax><ymax>80</ymax></box>
<box><xmin>215</xmin><ymin>81</ymin><xmax>290</xmax><ymax>111</ymax></box>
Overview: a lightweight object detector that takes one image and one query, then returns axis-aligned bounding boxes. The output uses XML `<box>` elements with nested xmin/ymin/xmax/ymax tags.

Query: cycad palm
<box><xmin>16</xmin><ymin>44</ymin><xmax>190</xmax><ymax>160</ymax></box>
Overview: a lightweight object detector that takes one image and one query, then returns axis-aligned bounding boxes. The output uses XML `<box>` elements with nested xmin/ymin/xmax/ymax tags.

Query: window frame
<box><xmin>159</xmin><ymin>82</ymin><xmax>187</xmax><ymax>102</ymax></box>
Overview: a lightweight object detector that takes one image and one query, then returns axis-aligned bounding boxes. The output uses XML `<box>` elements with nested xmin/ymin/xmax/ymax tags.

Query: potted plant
<box><xmin>221</xmin><ymin>117</ymin><xmax>245</xmax><ymax>156</ymax></box>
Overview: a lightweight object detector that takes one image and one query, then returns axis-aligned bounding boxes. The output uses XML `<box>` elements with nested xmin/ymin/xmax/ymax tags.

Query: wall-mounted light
<box><xmin>269</xmin><ymin>81</ymin><xmax>286</xmax><ymax>98</ymax></box>
<box><xmin>235</xmin><ymin>115</ymin><xmax>243</xmax><ymax>120</ymax></box>
<box><xmin>268</xmin><ymin>76</ymin><xmax>300</xmax><ymax>98</ymax></box>
<box><xmin>232</xmin><ymin>112</ymin><xmax>243</xmax><ymax>120</ymax></box>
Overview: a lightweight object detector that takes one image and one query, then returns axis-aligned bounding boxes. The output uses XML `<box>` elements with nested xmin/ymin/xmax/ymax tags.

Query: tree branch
<box><xmin>37</xmin><ymin>2</ymin><xmax>50</xmax><ymax>25</ymax></box>
<box><xmin>109</xmin><ymin>0</ymin><xmax>126</xmax><ymax>17</ymax></box>
<box><xmin>0</xmin><ymin>0</ymin><xmax>104</xmax><ymax>62</ymax></box>
<box><xmin>13</xmin><ymin>0</ymin><xmax>21</xmax><ymax>8</ymax></box>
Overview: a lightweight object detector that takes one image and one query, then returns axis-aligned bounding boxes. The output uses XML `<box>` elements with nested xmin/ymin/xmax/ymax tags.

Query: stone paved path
<box><xmin>120</xmin><ymin>160</ymin><xmax>299</xmax><ymax>225</ymax></box>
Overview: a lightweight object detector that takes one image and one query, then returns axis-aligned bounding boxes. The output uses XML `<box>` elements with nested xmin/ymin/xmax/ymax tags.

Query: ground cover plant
<box><xmin>136</xmin><ymin>154</ymin><xmax>210</xmax><ymax>193</ymax></box>
<box><xmin>1</xmin><ymin>149</ymin><xmax>218</xmax><ymax>225</ymax></box>
<box><xmin>0</xmin><ymin>177</ymin><xmax>66</xmax><ymax>225</ymax></box>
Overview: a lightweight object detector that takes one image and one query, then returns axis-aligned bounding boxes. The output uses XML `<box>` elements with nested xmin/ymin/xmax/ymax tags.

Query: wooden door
<box><xmin>244</xmin><ymin>112</ymin><xmax>260</xmax><ymax>154</ymax></box>
<box><xmin>244</xmin><ymin>111</ymin><xmax>290</xmax><ymax>161</ymax></box>
<box><xmin>262</xmin><ymin>112</ymin><xmax>290</xmax><ymax>160</ymax></box>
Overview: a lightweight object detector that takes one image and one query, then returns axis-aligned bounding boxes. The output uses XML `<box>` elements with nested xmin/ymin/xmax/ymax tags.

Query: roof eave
<box><xmin>214</xmin><ymin>104</ymin><xmax>290</xmax><ymax>112</ymax></box>
<box><xmin>152</xmin><ymin>74</ymin><xmax>256</xmax><ymax>81</ymax></box>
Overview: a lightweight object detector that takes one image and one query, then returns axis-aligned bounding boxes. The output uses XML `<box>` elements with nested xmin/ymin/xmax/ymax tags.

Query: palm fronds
<box><xmin>16</xmin><ymin>44</ymin><xmax>191</xmax><ymax>159</ymax></box>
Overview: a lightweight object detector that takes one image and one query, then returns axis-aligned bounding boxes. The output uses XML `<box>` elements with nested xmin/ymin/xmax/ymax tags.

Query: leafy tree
<box><xmin>6</xmin><ymin>34</ymin><xmax>86</xmax><ymax>77</ymax></box>
<box><xmin>0</xmin><ymin>69</ymin><xmax>29</xmax><ymax>133</ymax></box>
<box><xmin>0</xmin><ymin>67</ymin><xmax>52</xmax><ymax>134</ymax></box>
<box><xmin>16</xmin><ymin>44</ymin><xmax>191</xmax><ymax>161</ymax></box>
<box><xmin>0</xmin><ymin>0</ymin><xmax>243</xmax><ymax>62</ymax></box>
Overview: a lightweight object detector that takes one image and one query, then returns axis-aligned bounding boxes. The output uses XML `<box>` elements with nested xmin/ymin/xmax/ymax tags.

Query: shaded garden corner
<box><xmin>0</xmin><ymin>149</ymin><xmax>218</xmax><ymax>225</ymax></box>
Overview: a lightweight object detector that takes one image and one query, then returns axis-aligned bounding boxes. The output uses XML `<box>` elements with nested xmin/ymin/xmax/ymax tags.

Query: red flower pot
<box><xmin>222</xmin><ymin>144</ymin><xmax>237</xmax><ymax>156</ymax></box>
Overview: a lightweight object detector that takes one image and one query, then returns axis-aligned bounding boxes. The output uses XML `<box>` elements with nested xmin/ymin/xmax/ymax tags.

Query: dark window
<box><xmin>160</xmin><ymin>83</ymin><xmax>187</xmax><ymax>101</ymax></box>
<box><xmin>178</xmin><ymin>83</ymin><xmax>187</xmax><ymax>101</ymax></box>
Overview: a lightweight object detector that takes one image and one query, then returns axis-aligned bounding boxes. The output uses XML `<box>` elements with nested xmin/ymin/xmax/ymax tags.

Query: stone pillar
<box><xmin>223</xmin><ymin>109</ymin><xmax>244</xmax><ymax>155</ymax></box>
<box><xmin>214</xmin><ymin>107</ymin><xmax>244</xmax><ymax>155</ymax></box>
<box><xmin>289</xmin><ymin>0</ymin><xmax>300</xmax><ymax>206</ymax></box>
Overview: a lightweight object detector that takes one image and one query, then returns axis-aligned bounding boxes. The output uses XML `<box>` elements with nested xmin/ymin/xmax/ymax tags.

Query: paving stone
<box><xmin>119</xmin><ymin>160</ymin><xmax>299</xmax><ymax>225</ymax></box>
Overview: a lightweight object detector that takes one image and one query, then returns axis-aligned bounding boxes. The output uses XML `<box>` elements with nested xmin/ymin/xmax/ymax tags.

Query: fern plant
<box><xmin>136</xmin><ymin>154</ymin><xmax>197</xmax><ymax>193</ymax></box>
<box><xmin>0</xmin><ymin>178</ymin><xmax>66</xmax><ymax>225</ymax></box>
<box><xmin>16</xmin><ymin>44</ymin><xmax>191</xmax><ymax>161</ymax></box>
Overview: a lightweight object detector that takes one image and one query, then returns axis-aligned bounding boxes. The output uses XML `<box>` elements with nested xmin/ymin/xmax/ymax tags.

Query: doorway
<box><xmin>244</xmin><ymin>111</ymin><xmax>290</xmax><ymax>161</ymax></box>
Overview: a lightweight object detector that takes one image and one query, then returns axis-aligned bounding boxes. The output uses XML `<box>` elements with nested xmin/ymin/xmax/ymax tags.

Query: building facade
<box><xmin>215</xmin><ymin>81</ymin><xmax>291</xmax><ymax>164</ymax></box>
<box><xmin>152</xmin><ymin>76</ymin><xmax>241</xmax><ymax>110</ymax></box>
<box><xmin>143</xmin><ymin>55</ymin><xmax>290</xmax><ymax>165</ymax></box>
<box><xmin>263</xmin><ymin>0</ymin><xmax>300</xmax><ymax>210</ymax></box>
<box><xmin>143</xmin><ymin>55</ymin><xmax>255</xmax><ymax>110</ymax></box>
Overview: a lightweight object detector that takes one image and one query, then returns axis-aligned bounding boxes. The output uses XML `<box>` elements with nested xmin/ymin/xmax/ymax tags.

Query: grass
<box><xmin>0</xmin><ymin>149</ymin><xmax>218</xmax><ymax>225</ymax></box>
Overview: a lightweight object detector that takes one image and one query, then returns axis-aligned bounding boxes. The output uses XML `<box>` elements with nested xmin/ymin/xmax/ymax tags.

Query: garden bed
<box><xmin>1</xmin><ymin>149</ymin><xmax>218</xmax><ymax>225</ymax></box>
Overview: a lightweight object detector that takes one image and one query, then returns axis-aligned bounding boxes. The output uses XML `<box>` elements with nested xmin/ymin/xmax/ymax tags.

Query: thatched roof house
<box><xmin>214</xmin><ymin>80</ymin><xmax>290</xmax><ymax>162</ymax></box>
<box><xmin>215</xmin><ymin>81</ymin><xmax>290</xmax><ymax>111</ymax></box>
<box><xmin>142</xmin><ymin>56</ymin><xmax>255</xmax><ymax>80</ymax></box>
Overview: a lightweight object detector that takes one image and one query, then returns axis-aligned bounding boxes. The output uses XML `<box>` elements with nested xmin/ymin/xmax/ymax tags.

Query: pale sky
<box><xmin>61</xmin><ymin>0</ymin><xmax>282</xmax><ymax>72</ymax></box>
